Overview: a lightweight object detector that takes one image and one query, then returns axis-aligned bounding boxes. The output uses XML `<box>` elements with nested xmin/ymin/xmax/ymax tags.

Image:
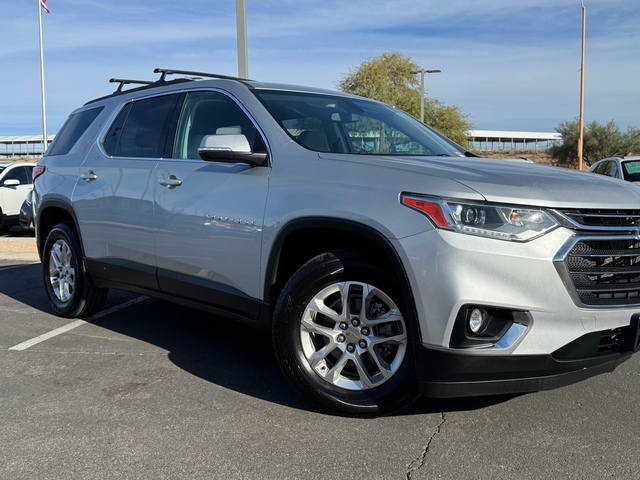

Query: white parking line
<box><xmin>9</xmin><ymin>296</ymin><xmax>147</xmax><ymax>351</ymax></box>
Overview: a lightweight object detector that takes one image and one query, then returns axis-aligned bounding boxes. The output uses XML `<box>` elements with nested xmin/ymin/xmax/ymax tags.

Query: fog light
<box><xmin>468</xmin><ymin>308</ymin><xmax>488</xmax><ymax>334</ymax></box>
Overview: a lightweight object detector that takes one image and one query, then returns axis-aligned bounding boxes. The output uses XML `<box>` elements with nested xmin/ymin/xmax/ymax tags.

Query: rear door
<box><xmin>153</xmin><ymin>90</ymin><xmax>269</xmax><ymax>318</ymax></box>
<box><xmin>72</xmin><ymin>93</ymin><xmax>180</xmax><ymax>289</ymax></box>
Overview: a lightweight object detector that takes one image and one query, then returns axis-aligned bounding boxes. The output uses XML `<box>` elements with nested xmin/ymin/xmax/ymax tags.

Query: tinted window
<box><xmin>593</xmin><ymin>162</ymin><xmax>608</xmax><ymax>174</ymax></box>
<box><xmin>3</xmin><ymin>166</ymin><xmax>30</xmax><ymax>185</ymax></box>
<box><xmin>601</xmin><ymin>161</ymin><xmax>618</xmax><ymax>178</ymax></box>
<box><xmin>103</xmin><ymin>103</ymin><xmax>132</xmax><ymax>156</ymax></box>
<box><xmin>45</xmin><ymin>106</ymin><xmax>104</xmax><ymax>156</ymax></box>
<box><xmin>172</xmin><ymin>91</ymin><xmax>265</xmax><ymax>160</ymax></box>
<box><xmin>104</xmin><ymin>94</ymin><xmax>179</xmax><ymax>158</ymax></box>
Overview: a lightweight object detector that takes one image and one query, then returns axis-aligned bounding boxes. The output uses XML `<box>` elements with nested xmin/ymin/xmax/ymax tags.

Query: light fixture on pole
<box><xmin>577</xmin><ymin>0</ymin><xmax>586</xmax><ymax>171</ymax></box>
<box><xmin>411</xmin><ymin>69</ymin><xmax>441</xmax><ymax>123</ymax></box>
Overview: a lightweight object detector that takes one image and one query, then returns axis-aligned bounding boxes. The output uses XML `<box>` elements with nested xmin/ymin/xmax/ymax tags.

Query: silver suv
<box><xmin>33</xmin><ymin>69</ymin><xmax>640</xmax><ymax>416</ymax></box>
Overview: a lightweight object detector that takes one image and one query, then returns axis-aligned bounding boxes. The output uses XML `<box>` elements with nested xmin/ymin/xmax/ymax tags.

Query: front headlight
<box><xmin>401</xmin><ymin>194</ymin><xmax>559</xmax><ymax>242</ymax></box>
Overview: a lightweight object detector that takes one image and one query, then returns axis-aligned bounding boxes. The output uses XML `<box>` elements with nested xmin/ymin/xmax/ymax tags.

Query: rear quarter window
<box><xmin>45</xmin><ymin>106</ymin><xmax>104</xmax><ymax>156</ymax></box>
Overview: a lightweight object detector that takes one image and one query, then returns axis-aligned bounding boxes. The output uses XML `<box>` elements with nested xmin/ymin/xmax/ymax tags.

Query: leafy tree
<box><xmin>550</xmin><ymin>119</ymin><xmax>640</xmax><ymax>168</ymax></box>
<box><xmin>423</xmin><ymin>99</ymin><xmax>472</xmax><ymax>147</ymax></box>
<box><xmin>337</xmin><ymin>51</ymin><xmax>473</xmax><ymax>148</ymax></box>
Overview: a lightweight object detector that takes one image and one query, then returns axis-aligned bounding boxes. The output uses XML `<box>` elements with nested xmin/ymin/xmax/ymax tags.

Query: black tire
<box><xmin>0</xmin><ymin>210</ymin><xmax>10</xmax><ymax>234</ymax></box>
<box><xmin>42</xmin><ymin>223</ymin><xmax>108</xmax><ymax>318</ymax></box>
<box><xmin>272</xmin><ymin>249</ymin><xmax>419</xmax><ymax>417</ymax></box>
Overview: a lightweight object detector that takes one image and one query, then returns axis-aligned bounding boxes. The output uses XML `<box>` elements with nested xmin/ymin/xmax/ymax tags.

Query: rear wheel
<box><xmin>42</xmin><ymin>223</ymin><xmax>108</xmax><ymax>318</ymax></box>
<box><xmin>273</xmin><ymin>249</ymin><xmax>419</xmax><ymax>417</ymax></box>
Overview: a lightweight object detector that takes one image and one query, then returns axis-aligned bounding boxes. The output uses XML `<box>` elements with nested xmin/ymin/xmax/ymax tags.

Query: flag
<box><xmin>40</xmin><ymin>0</ymin><xmax>50</xmax><ymax>14</ymax></box>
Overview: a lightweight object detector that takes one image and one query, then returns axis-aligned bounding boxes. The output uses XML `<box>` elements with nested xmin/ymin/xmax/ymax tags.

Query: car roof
<box><xmin>591</xmin><ymin>156</ymin><xmax>640</xmax><ymax>168</ymax></box>
<box><xmin>598</xmin><ymin>156</ymin><xmax>640</xmax><ymax>162</ymax></box>
<box><xmin>86</xmin><ymin>68</ymin><xmax>365</xmax><ymax>106</ymax></box>
<box><xmin>0</xmin><ymin>162</ymin><xmax>34</xmax><ymax>167</ymax></box>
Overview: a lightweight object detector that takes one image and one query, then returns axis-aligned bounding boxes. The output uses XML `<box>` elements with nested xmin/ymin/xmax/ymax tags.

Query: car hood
<box><xmin>322</xmin><ymin>154</ymin><xmax>640</xmax><ymax>209</ymax></box>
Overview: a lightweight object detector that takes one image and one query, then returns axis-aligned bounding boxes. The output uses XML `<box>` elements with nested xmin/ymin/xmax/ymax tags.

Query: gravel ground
<box><xmin>0</xmin><ymin>233</ymin><xmax>39</xmax><ymax>262</ymax></box>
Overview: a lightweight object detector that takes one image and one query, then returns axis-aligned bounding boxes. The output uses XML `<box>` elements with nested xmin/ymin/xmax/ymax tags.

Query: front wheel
<box><xmin>42</xmin><ymin>223</ymin><xmax>108</xmax><ymax>318</ymax></box>
<box><xmin>272</xmin><ymin>249</ymin><xmax>419</xmax><ymax>417</ymax></box>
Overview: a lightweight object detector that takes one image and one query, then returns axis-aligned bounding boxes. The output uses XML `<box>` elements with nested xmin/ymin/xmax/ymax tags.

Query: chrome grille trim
<box><xmin>551</xmin><ymin>209</ymin><xmax>640</xmax><ymax>232</ymax></box>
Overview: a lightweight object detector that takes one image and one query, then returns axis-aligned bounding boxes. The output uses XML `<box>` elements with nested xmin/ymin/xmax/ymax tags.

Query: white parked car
<box><xmin>0</xmin><ymin>161</ymin><xmax>35</xmax><ymax>232</ymax></box>
<box><xmin>588</xmin><ymin>156</ymin><xmax>640</xmax><ymax>183</ymax></box>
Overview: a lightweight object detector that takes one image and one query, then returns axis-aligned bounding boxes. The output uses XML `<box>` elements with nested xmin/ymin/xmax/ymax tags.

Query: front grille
<box><xmin>563</xmin><ymin>238</ymin><xmax>640</xmax><ymax>306</ymax></box>
<box><xmin>554</xmin><ymin>209</ymin><xmax>640</xmax><ymax>307</ymax></box>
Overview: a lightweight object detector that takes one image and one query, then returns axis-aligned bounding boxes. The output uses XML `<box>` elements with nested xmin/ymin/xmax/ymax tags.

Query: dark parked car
<box><xmin>19</xmin><ymin>189</ymin><xmax>34</xmax><ymax>232</ymax></box>
<box><xmin>588</xmin><ymin>156</ymin><xmax>640</xmax><ymax>183</ymax></box>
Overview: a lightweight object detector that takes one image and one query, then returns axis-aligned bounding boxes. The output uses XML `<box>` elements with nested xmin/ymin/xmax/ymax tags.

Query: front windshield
<box><xmin>253</xmin><ymin>90</ymin><xmax>466</xmax><ymax>157</ymax></box>
<box><xmin>622</xmin><ymin>161</ymin><xmax>640</xmax><ymax>182</ymax></box>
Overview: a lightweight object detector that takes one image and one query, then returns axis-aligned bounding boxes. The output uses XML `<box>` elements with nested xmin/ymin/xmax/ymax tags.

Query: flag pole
<box><xmin>38</xmin><ymin>0</ymin><xmax>48</xmax><ymax>154</ymax></box>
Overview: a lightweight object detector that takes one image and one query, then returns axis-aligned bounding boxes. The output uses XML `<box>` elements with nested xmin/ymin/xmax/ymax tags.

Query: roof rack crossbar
<box><xmin>153</xmin><ymin>68</ymin><xmax>250</xmax><ymax>82</ymax></box>
<box><xmin>109</xmin><ymin>78</ymin><xmax>154</xmax><ymax>93</ymax></box>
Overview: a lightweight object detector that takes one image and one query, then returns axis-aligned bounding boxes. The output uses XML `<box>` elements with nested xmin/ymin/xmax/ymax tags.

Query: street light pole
<box><xmin>577</xmin><ymin>0</ymin><xmax>586</xmax><ymax>171</ymax></box>
<box><xmin>410</xmin><ymin>69</ymin><xmax>441</xmax><ymax>122</ymax></box>
<box><xmin>236</xmin><ymin>0</ymin><xmax>248</xmax><ymax>78</ymax></box>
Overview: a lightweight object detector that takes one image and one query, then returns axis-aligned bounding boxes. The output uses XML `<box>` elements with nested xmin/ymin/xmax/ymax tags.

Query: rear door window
<box><xmin>103</xmin><ymin>94</ymin><xmax>179</xmax><ymax>158</ymax></box>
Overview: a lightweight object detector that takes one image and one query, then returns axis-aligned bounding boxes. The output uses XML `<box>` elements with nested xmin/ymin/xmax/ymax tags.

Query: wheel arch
<box><xmin>264</xmin><ymin>217</ymin><xmax>422</xmax><ymax>342</ymax></box>
<box><xmin>36</xmin><ymin>198</ymin><xmax>83</xmax><ymax>259</ymax></box>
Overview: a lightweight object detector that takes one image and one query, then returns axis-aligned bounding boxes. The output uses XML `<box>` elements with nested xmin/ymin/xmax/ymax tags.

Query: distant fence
<box><xmin>0</xmin><ymin>135</ymin><xmax>53</xmax><ymax>158</ymax></box>
<box><xmin>1</xmin><ymin>130</ymin><xmax>562</xmax><ymax>157</ymax></box>
<box><xmin>470</xmin><ymin>130</ymin><xmax>561</xmax><ymax>151</ymax></box>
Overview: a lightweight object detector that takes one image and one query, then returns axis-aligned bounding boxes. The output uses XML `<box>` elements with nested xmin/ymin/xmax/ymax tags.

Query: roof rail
<box><xmin>153</xmin><ymin>68</ymin><xmax>251</xmax><ymax>82</ymax></box>
<box><xmin>109</xmin><ymin>78</ymin><xmax>154</xmax><ymax>93</ymax></box>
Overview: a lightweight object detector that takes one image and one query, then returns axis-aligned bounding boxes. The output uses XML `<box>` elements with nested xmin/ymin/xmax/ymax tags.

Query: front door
<box><xmin>154</xmin><ymin>90</ymin><xmax>269</xmax><ymax>319</ymax></box>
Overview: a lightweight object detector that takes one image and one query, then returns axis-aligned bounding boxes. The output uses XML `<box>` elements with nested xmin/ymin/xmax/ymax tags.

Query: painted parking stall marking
<box><xmin>9</xmin><ymin>296</ymin><xmax>147</xmax><ymax>351</ymax></box>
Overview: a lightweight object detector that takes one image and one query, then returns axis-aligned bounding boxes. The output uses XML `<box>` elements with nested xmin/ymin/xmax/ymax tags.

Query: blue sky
<box><xmin>1</xmin><ymin>0</ymin><xmax>639</xmax><ymax>136</ymax></box>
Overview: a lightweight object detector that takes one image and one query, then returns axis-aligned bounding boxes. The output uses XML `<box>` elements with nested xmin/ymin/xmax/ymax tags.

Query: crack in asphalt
<box><xmin>406</xmin><ymin>412</ymin><xmax>446</xmax><ymax>479</ymax></box>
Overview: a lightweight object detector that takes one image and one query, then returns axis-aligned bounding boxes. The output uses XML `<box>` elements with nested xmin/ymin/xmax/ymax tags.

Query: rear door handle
<box><xmin>158</xmin><ymin>175</ymin><xmax>182</xmax><ymax>188</ymax></box>
<box><xmin>80</xmin><ymin>170</ymin><xmax>98</xmax><ymax>182</ymax></box>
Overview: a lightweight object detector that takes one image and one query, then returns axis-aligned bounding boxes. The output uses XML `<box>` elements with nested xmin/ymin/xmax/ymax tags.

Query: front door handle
<box><xmin>159</xmin><ymin>175</ymin><xmax>183</xmax><ymax>188</ymax></box>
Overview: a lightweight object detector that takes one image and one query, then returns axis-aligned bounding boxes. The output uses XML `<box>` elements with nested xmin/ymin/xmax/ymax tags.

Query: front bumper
<box><xmin>415</xmin><ymin>316</ymin><xmax>640</xmax><ymax>398</ymax></box>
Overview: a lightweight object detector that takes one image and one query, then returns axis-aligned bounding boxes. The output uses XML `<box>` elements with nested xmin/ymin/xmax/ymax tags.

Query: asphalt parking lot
<box><xmin>1</xmin><ymin>228</ymin><xmax>639</xmax><ymax>479</ymax></box>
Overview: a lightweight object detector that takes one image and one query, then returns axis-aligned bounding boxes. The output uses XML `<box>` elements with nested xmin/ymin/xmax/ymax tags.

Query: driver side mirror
<box><xmin>1</xmin><ymin>179</ymin><xmax>20</xmax><ymax>187</ymax></box>
<box><xmin>198</xmin><ymin>134</ymin><xmax>267</xmax><ymax>167</ymax></box>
